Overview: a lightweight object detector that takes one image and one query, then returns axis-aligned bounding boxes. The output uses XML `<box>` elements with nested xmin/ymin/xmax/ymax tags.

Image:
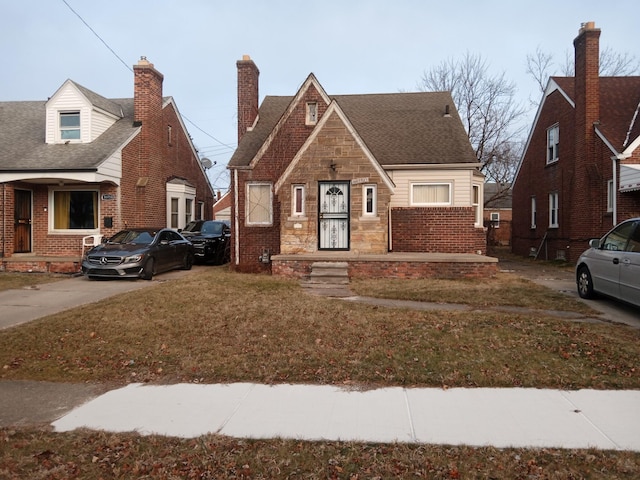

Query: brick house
<box><xmin>484</xmin><ymin>183</ymin><xmax>512</xmax><ymax>248</ymax></box>
<box><xmin>228</xmin><ymin>56</ymin><xmax>492</xmax><ymax>278</ymax></box>
<box><xmin>0</xmin><ymin>57</ymin><xmax>215</xmax><ymax>273</ymax></box>
<box><xmin>512</xmin><ymin>22</ymin><xmax>640</xmax><ymax>262</ymax></box>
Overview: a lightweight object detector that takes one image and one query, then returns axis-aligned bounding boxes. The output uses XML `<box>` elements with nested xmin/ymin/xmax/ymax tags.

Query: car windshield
<box><xmin>201</xmin><ymin>222</ymin><xmax>223</xmax><ymax>234</ymax></box>
<box><xmin>108</xmin><ymin>230</ymin><xmax>156</xmax><ymax>245</ymax></box>
<box><xmin>182</xmin><ymin>221</ymin><xmax>203</xmax><ymax>233</ymax></box>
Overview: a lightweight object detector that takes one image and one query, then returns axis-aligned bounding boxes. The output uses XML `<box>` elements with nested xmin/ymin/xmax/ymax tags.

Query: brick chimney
<box><xmin>571</xmin><ymin>22</ymin><xmax>601</xmax><ymax>246</ymax></box>
<box><xmin>237</xmin><ymin>55</ymin><xmax>259</xmax><ymax>143</ymax></box>
<box><xmin>133</xmin><ymin>56</ymin><xmax>164</xmax><ymax>181</ymax></box>
<box><xmin>574</xmin><ymin>22</ymin><xmax>600</xmax><ymax>154</ymax></box>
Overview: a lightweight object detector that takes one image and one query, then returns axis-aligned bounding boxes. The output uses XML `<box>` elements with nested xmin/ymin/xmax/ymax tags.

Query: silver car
<box><xmin>576</xmin><ymin>217</ymin><xmax>640</xmax><ymax>308</ymax></box>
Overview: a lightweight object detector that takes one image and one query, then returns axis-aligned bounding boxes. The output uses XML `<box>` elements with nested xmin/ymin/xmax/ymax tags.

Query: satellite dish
<box><xmin>200</xmin><ymin>157</ymin><xmax>213</xmax><ymax>169</ymax></box>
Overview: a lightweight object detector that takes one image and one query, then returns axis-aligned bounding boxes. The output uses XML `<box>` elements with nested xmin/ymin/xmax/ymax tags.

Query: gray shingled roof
<box><xmin>0</xmin><ymin>97</ymin><xmax>138</xmax><ymax>172</ymax></box>
<box><xmin>229</xmin><ymin>91</ymin><xmax>477</xmax><ymax>168</ymax></box>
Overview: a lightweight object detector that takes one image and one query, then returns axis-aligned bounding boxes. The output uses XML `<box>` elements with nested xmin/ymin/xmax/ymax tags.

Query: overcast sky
<box><xmin>2</xmin><ymin>1</ymin><xmax>639</xmax><ymax>191</ymax></box>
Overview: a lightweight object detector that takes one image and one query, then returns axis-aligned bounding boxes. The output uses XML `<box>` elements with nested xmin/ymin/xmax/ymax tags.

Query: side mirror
<box><xmin>589</xmin><ymin>238</ymin><xmax>601</xmax><ymax>249</ymax></box>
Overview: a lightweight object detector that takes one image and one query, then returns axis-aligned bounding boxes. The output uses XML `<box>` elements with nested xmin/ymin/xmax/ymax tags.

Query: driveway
<box><xmin>495</xmin><ymin>254</ymin><xmax>640</xmax><ymax>329</ymax></box>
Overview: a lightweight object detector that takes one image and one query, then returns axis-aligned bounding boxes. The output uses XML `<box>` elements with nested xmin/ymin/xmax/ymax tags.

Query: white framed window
<box><xmin>547</xmin><ymin>124</ymin><xmax>559</xmax><ymax>164</ymax></box>
<box><xmin>306</xmin><ymin>102</ymin><xmax>318</xmax><ymax>125</ymax></box>
<box><xmin>607</xmin><ymin>179</ymin><xmax>614</xmax><ymax>213</ymax></box>
<box><xmin>185</xmin><ymin>198</ymin><xmax>193</xmax><ymax>224</ymax></box>
<box><xmin>60</xmin><ymin>111</ymin><xmax>80</xmax><ymax>140</ymax></box>
<box><xmin>167</xmin><ymin>125</ymin><xmax>173</xmax><ymax>146</ymax></box>
<box><xmin>292</xmin><ymin>184</ymin><xmax>305</xmax><ymax>216</ymax></box>
<box><xmin>363</xmin><ymin>184</ymin><xmax>377</xmax><ymax>216</ymax></box>
<box><xmin>531</xmin><ymin>196</ymin><xmax>537</xmax><ymax>229</ymax></box>
<box><xmin>48</xmin><ymin>188</ymin><xmax>99</xmax><ymax>233</ymax></box>
<box><xmin>197</xmin><ymin>201</ymin><xmax>205</xmax><ymax>220</ymax></box>
<box><xmin>170</xmin><ymin>198</ymin><xmax>179</xmax><ymax>229</ymax></box>
<box><xmin>472</xmin><ymin>185</ymin><xmax>481</xmax><ymax>226</ymax></box>
<box><xmin>549</xmin><ymin>192</ymin><xmax>559</xmax><ymax>228</ymax></box>
<box><xmin>490</xmin><ymin>212</ymin><xmax>500</xmax><ymax>228</ymax></box>
<box><xmin>246</xmin><ymin>182</ymin><xmax>273</xmax><ymax>225</ymax></box>
<box><xmin>411</xmin><ymin>183</ymin><xmax>451</xmax><ymax>206</ymax></box>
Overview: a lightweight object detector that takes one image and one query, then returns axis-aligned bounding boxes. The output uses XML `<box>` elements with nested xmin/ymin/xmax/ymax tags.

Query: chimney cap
<box><xmin>579</xmin><ymin>21</ymin><xmax>598</xmax><ymax>33</ymax></box>
<box><xmin>242</xmin><ymin>54</ymin><xmax>251</xmax><ymax>61</ymax></box>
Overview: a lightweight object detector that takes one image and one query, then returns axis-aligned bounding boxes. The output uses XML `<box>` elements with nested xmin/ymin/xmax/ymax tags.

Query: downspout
<box><xmin>612</xmin><ymin>156</ymin><xmax>618</xmax><ymax>226</ymax></box>
<box><xmin>388</xmin><ymin>204</ymin><xmax>393</xmax><ymax>251</ymax></box>
<box><xmin>233</xmin><ymin>169</ymin><xmax>239</xmax><ymax>266</ymax></box>
<box><xmin>612</xmin><ymin>152</ymin><xmax>631</xmax><ymax>227</ymax></box>
<box><xmin>1</xmin><ymin>183</ymin><xmax>5</xmax><ymax>259</ymax></box>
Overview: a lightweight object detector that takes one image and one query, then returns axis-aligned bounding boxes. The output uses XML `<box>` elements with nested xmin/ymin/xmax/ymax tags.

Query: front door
<box><xmin>14</xmin><ymin>189</ymin><xmax>32</xmax><ymax>253</ymax></box>
<box><xmin>318</xmin><ymin>182</ymin><xmax>349</xmax><ymax>250</ymax></box>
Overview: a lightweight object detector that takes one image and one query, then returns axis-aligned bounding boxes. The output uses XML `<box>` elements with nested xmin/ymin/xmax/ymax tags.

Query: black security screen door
<box><xmin>14</xmin><ymin>189</ymin><xmax>32</xmax><ymax>253</ymax></box>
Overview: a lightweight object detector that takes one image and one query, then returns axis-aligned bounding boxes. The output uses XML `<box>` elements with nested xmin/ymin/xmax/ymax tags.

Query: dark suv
<box><xmin>189</xmin><ymin>220</ymin><xmax>231</xmax><ymax>265</ymax></box>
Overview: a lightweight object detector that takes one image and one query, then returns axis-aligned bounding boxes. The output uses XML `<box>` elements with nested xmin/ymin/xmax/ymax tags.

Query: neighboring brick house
<box><xmin>212</xmin><ymin>190</ymin><xmax>231</xmax><ymax>222</ymax></box>
<box><xmin>484</xmin><ymin>183</ymin><xmax>512</xmax><ymax>247</ymax></box>
<box><xmin>512</xmin><ymin>22</ymin><xmax>640</xmax><ymax>262</ymax></box>
<box><xmin>228</xmin><ymin>56</ymin><xmax>487</xmax><ymax>276</ymax></box>
<box><xmin>0</xmin><ymin>57</ymin><xmax>215</xmax><ymax>273</ymax></box>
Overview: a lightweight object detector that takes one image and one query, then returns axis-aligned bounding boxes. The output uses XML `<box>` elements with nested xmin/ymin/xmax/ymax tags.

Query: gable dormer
<box><xmin>45</xmin><ymin>80</ymin><xmax>123</xmax><ymax>144</ymax></box>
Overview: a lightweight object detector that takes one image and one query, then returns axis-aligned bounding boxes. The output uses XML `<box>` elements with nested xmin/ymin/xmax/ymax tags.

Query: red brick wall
<box><xmin>272</xmin><ymin>258</ymin><xmax>498</xmax><ymax>280</ymax></box>
<box><xmin>231</xmin><ymin>84</ymin><xmax>329</xmax><ymax>273</ymax></box>
<box><xmin>391</xmin><ymin>207</ymin><xmax>487</xmax><ymax>254</ymax></box>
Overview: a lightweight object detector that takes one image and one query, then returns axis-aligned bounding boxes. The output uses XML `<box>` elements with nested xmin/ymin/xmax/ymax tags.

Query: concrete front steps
<box><xmin>300</xmin><ymin>262</ymin><xmax>352</xmax><ymax>297</ymax></box>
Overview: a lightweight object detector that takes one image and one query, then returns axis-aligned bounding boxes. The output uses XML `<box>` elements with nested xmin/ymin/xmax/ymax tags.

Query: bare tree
<box><xmin>526</xmin><ymin>45</ymin><xmax>640</xmax><ymax>93</ymax></box>
<box><xmin>419</xmin><ymin>52</ymin><xmax>526</xmax><ymax>204</ymax></box>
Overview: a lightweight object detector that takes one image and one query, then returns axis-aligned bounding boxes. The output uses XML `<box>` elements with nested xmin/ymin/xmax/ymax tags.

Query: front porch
<box><xmin>271</xmin><ymin>252</ymin><xmax>499</xmax><ymax>280</ymax></box>
<box><xmin>1</xmin><ymin>255</ymin><xmax>82</xmax><ymax>274</ymax></box>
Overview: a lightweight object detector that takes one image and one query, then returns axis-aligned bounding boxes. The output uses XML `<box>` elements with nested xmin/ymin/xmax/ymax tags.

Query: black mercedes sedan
<box><xmin>82</xmin><ymin>227</ymin><xmax>194</xmax><ymax>280</ymax></box>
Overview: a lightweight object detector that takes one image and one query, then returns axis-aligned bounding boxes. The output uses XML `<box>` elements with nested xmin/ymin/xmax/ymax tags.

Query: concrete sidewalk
<box><xmin>50</xmin><ymin>382</ymin><xmax>640</xmax><ymax>451</ymax></box>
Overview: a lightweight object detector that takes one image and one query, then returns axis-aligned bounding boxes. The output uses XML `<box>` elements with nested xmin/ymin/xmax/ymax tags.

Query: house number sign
<box><xmin>351</xmin><ymin>177</ymin><xmax>369</xmax><ymax>185</ymax></box>
<box><xmin>101</xmin><ymin>194</ymin><xmax>115</xmax><ymax>200</ymax></box>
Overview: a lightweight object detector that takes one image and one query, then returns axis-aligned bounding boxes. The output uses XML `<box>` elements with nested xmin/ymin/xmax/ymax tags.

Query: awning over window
<box><xmin>620</xmin><ymin>164</ymin><xmax>640</xmax><ymax>192</ymax></box>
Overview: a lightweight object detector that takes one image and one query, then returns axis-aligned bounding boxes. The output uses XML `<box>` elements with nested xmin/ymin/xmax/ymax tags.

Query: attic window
<box><xmin>60</xmin><ymin>111</ymin><xmax>80</xmax><ymax>140</ymax></box>
<box><xmin>306</xmin><ymin>102</ymin><xmax>318</xmax><ymax>125</ymax></box>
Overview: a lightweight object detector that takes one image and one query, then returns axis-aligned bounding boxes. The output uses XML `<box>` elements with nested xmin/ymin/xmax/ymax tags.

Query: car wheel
<box><xmin>141</xmin><ymin>257</ymin><xmax>155</xmax><ymax>280</ymax></box>
<box><xmin>182</xmin><ymin>252</ymin><xmax>194</xmax><ymax>270</ymax></box>
<box><xmin>577</xmin><ymin>265</ymin><xmax>595</xmax><ymax>299</ymax></box>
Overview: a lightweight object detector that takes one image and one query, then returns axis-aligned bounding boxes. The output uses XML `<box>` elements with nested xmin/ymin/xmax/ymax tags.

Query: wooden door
<box><xmin>14</xmin><ymin>189</ymin><xmax>32</xmax><ymax>253</ymax></box>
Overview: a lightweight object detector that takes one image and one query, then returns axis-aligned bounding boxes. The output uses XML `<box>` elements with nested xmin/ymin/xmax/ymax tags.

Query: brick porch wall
<box><xmin>391</xmin><ymin>207</ymin><xmax>487</xmax><ymax>254</ymax></box>
<box><xmin>272</xmin><ymin>257</ymin><xmax>497</xmax><ymax>280</ymax></box>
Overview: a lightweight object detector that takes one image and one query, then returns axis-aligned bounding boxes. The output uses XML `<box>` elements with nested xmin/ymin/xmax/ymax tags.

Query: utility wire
<box><xmin>60</xmin><ymin>0</ymin><xmax>233</xmax><ymax>151</ymax></box>
<box><xmin>60</xmin><ymin>0</ymin><xmax>132</xmax><ymax>73</ymax></box>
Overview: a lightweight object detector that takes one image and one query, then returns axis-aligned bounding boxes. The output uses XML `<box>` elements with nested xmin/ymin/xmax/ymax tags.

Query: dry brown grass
<box><xmin>1</xmin><ymin>267</ymin><xmax>639</xmax><ymax>476</ymax></box>
<box><xmin>1</xmin><ymin>428</ymin><xmax>639</xmax><ymax>479</ymax></box>
<box><xmin>0</xmin><ymin>272</ymin><xmax>67</xmax><ymax>291</ymax></box>
<box><xmin>0</xmin><ymin>268</ymin><xmax>637</xmax><ymax>390</ymax></box>
<box><xmin>351</xmin><ymin>272</ymin><xmax>595</xmax><ymax>313</ymax></box>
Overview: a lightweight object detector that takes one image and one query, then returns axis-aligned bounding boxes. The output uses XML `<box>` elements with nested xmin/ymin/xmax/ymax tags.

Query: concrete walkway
<box><xmin>50</xmin><ymin>382</ymin><xmax>640</xmax><ymax>451</ymax></box>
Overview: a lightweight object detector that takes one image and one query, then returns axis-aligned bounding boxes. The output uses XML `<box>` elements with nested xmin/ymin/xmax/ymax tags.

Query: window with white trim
<box><xmin>246</xmin><ymin>183</ymin><xmax>273</xmax><ymax>225</ymax></box>
<box><xmin>549</xmin><ymin>192</ymin><xmax>559</xmax><ymax>228</ymax></box>
<box><xmin>472</xmin><ymin>185</ymin><xmax>481</xmax><ymax>226</ymax></box>
<box><xmin>607</xmin><ymin>179</ymin><xmax>614</xmax><ymax>213</ymax></box>
<box><xmin>411</xmin><ymin>183</ymin><xmax>451</xmax><ymax>206</ymax></box>
<box><xmin>490</xmin><ymin>212</ymin><xmax>500</xmax><ymax>228</ymax></box>
<box><xmin>292</xmin><ymin>184</ymin><xmax>305</xmax><ymax>216</ymax></box>
<box><xmin>170</xmin><ymin>198</ymin><xmax>179</xmax><ymax>229</ymax></box>
<box><xmin>531</xmin><ymin>196</ymin><xmax>537</xmax><ymax>229</ymax></box>
<box><xmin>547</xmin><ymin>124</ymin><xmax>559</xmax><ymax>164</ymax></box>
<box><xmin>49</xmin><ymin>189</ymin><xmax>98</xmax><ymax>232</ymax></box>
<box><xmin>60</xmin><ymin>111</ymin><xmax>80</xmax><ymax>140</ymax></box>
<box><xmin>185</xmin><ymin>198</ymin><xmax>193</xmax><ymax>224</ymax></box>
<box><xmin>363</xmin><ymin>184</ymin><xmax>377</xmax><ymax>216</ymax></box>
<box><xmin>306</xmin><ymin>102</ymin><xmax>318</xmax><ymax>125</ymax></box>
